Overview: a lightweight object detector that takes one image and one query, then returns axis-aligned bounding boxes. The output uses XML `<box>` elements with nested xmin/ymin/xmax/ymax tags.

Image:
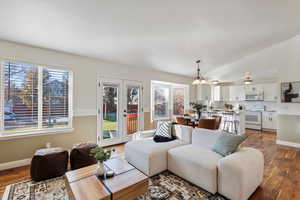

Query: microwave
<box><xmin>245</xmin><ymin>94</ymin><xmax>264</xmax><ymax>101</ymax></box>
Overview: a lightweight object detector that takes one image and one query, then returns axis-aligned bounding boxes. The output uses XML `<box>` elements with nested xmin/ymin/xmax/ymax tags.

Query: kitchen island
<box><xmin>203</xmin><ymin>110</ymin><xmax>246</xmax><ymax>134</ymax></box>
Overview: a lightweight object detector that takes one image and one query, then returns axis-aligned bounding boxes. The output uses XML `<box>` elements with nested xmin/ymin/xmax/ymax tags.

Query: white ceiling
<box><xmin>0</xmin><ymin>0</ymin><xmax>300</xmax><ymax>81</ymax></box>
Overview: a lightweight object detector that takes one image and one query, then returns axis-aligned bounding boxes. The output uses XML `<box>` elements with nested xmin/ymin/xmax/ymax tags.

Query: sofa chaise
<box><xmin>125</xmin><ymin>125</ymin><xmax>193</xmax><ymax>176</ymax></box>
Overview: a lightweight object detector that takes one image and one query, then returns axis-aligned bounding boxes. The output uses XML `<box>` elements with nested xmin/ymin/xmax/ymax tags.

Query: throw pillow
<box><xmin>153</xmin><ymin>135</ymin><xmax>176</xmax><ymax>143</ymax></box>
<box><xmin>212</xmin><ymin>133</ymin><xmax>247</xmax><ymax>156</ymax></box>
<box><xmin>155</xmin><ymin>121</ymin><xmax>172</xmax><ymax>139</ymax></box>
<box><xmin>153</xmin><ymin>121</ymin><xmax>175</xmax><ymax>143</ymax></box>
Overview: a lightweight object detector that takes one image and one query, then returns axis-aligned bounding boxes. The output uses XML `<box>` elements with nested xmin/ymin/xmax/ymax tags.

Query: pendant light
<box><xmin>211</xmin><ymin>80</ymin><xmax>219</xmax><ymax>85</ymax></box>
<box><xmin>243</xmin><ymin>72</ymin><xmax>253</xmax><ymax>85</ymax></box>
<box><xmin>192</xmin><ymin>60</ymin><xmax>207</xmax><ymax>85</ymax></box>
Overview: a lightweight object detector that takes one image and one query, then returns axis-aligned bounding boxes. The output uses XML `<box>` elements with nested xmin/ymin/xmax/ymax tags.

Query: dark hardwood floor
<box><xmin>1</xmin><ymin>130</ymin><xmax>300</xmax><ymax>199</ymax></box>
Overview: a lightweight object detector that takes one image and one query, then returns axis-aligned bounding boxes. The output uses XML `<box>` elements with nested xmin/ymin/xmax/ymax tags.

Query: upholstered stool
<box><xmin>31</xmin><ymin>147</ymin><xmax>68</xmax><ymax>182</ymax></box>
<box><xmin>70</xmin><ymin>143</ymin><xmax>97</xmax><ymax>170</ymax></box>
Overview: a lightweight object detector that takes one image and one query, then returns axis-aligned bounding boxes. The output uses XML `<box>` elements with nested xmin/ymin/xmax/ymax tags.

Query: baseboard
<box><xmin>276</xmin><ymin>140</ymin><xmax>300</xmax><ymax>148</ymax></box>
<box><xmin>0</xmin><ymin>158</ymin><xmax>31</xmax><ymax>171</ymax></box>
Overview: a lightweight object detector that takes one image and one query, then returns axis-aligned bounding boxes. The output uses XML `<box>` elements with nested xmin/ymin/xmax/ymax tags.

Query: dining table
<box><xmin>183</xmin><ymin>116</ymin><xmax>215</xmax><ymax>128</ymax></box>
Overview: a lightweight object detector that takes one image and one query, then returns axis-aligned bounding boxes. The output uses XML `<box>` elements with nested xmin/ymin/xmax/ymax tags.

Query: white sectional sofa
<box><xmin>125</xmin><ymin>125</ymin><xmax>264</xmax><ymax>200</ymax></box>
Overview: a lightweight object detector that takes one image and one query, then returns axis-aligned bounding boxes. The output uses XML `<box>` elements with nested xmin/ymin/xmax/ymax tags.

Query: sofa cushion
<box><xmin>168</xmin><ymin>145</ymin><xmax>222</xmax><ymax>194</ymax></box>
<box><xmin>125</xmin><ymin>138</ymin><xmax>186</xmax><ymax>176</ymax></box>
<box><xmin>192</xmin><ymin>128</ymin><xmax>222</xmax><ymax>148</ymax></box>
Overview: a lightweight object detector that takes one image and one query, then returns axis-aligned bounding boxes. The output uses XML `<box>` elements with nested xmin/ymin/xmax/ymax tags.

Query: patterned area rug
<box><xmin>3</xmin><ymin>172</ymin><xmax>227</xmax><ymax>200</ymax></box>
<box><xmin>3</xmin><ymin>176</ymin><xmax>71</xmax><ymax>200</ymax></box>
<box><xmin>137</xmin><ymin>171</ymin><xmax>227</xmax><ymax>200</ymax></box>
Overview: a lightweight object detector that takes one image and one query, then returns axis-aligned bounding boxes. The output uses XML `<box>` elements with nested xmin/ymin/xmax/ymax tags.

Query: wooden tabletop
<box><xmin>66</xmin><ymin>156</ymin><xmax>148</xmax><ymax>200</ymax></box>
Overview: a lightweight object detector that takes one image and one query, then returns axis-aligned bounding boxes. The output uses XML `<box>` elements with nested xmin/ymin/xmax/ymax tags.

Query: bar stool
<box><xmin>222</xmin><ymin>111</ymin><xmax>239</xmax><ymax>134</ymax></box>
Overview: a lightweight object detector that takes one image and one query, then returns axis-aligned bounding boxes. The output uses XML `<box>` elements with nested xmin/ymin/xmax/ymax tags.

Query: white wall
<box><xmin>0</xmin><ymin>40</ymin><xmax>195</xmax><ymax>115</ymax></box>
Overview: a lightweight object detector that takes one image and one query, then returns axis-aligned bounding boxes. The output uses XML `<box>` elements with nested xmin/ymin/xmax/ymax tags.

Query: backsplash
<box><xmin>232</xmin><ymin>101</ymin><xmax>277</xmax><ymax>111</ymax></box>
<box><xmin>208</xmin><ymin>101</ymin><xmax>277</xmax><ymax>112</ymax></box>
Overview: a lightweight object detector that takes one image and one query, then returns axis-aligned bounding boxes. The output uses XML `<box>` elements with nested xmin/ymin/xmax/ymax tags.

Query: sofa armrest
<box><xmin>218</xmin><ymin>147</ymin><xmax>264</xmax><ymax>200</ymax></box>
<box><xmin>138</xmin><ymin>129</ymin><xmax>156</xmax><ymax>138</ymax></box>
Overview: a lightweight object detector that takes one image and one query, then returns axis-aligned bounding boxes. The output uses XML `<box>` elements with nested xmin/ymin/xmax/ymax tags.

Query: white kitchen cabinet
<box><xmin>262</xmin><ymin>111</ymin><xmax>277</xmax><ymax>130</ymax></box>
<box><xmin>244</xmin><ymin>84</ymin><xmax>264</xmax><ymax>94</ymax></box>
<box><xmin>212</xmin><ymin>86</ymin><xmax>229</xmax><ymax>102</ymax></box>
<box><xmin>197</xmin><ymin>85</ymin><xmax>211</xmax><ymax>101</ymax></box>
<box><xmin>263</xmin><ymin>83</ymin><xmax>279</xmax><ymax>102</ymax></box>
<box><xmin>229</xmin><ymin>85</ymin><xmax>245</xmax><ymax>101</ymax></box>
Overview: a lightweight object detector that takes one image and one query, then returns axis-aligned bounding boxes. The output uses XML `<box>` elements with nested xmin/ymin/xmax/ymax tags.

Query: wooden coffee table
<box><xmin>66</xmin><ymin>156</ymin><xmax>148</xmax><ymax>200</ymax></box>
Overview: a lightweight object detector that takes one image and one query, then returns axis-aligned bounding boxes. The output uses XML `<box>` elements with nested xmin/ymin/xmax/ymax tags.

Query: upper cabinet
<box><xmin>227</xmin><ymin>83</ymin><xmax>278</xmax><ymax>102</ymax></box>
<box><xmin>263</xmin><ymin>83</ymin><xmax>279</xmax><ymax>102</ymax></box>
<box><xmin>229</xmin><ymin>85</ymin><xmax>245</xmax><ymax>101</ymax></box>
<box><xmin>197</xmin><ymin>85</ymin><xmax>211</xmax><ymax>101</ymax></box>
<box><xmin>244</xmin><ymin>84</ymin><xmax>264</xmax><ymax>94</ymax></box>
<box><xmin>212</xmin><ymin>86</ymin><xmax>229</xmax><ymax>102</ymax></box>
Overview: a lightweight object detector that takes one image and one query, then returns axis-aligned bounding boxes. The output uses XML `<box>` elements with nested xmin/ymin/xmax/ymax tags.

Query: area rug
<box><xmin>3</xmin><ymin>172</ymin><xmax>227</xmax><ymax>200</ymax></box>
<box><xmin>2</xmin><ymin>176</ymin><xmax>71</xmax><ymax>200</ymax></box>
<box><xmin>137</xmin><ymin>171</ymin><xmax>227</xmax><ymax>200</ymax></box>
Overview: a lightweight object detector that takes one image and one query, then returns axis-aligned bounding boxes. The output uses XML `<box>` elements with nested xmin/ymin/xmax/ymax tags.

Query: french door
<box><xmin>97</xmin><ymin>78</ymin><xmax>143</xmax><ymax>146</ymax></box>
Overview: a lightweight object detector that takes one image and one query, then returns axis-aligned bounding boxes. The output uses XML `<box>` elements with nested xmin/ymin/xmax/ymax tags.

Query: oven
<box><xmin>245</xmin><ymin>111</ymin><xmax>262</xmax><ymax>130</ymax></box>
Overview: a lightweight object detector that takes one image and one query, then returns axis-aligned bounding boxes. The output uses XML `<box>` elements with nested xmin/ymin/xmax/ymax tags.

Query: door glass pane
<box><xmin>154</xmin><ymin>86</ymin><xmax>169</xmax><ymax>119</ymax></box>
<box><xmin>172</xmin><ymin>87</ymin><xmax>185</xmax><ymax>115</ymax></box>
<box><xmin>102</xmin><ymin>84</ymin><xmax>118</xmax><ymax>140</ymax></box>
<box><xmin>126</xmin><ymin>86</ymin><xmax>139</xmax><ymax>135</ymax></box>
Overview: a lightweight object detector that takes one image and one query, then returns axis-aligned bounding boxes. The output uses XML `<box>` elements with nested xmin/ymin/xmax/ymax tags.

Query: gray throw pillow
<box><xmin>212</xmin><ymin>133</ymin><xmax>247</xmax><ymax>156</ymax></box>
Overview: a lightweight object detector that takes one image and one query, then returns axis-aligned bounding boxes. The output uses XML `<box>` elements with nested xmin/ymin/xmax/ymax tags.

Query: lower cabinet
<box><xmin>262</xmin><ymin>112</ymin><xmax>277</xmax><ymax>130</ymax></box>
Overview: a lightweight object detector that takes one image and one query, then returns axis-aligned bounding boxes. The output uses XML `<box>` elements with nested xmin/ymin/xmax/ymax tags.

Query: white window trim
<box><xmin>0</xmin><ymin>60</ymin><xmax>73</xmax><ymax>139</ymax></box>
<box><xmin>151</xmin><ymin>80</ymin><xmax>189</xmax><ymax>121</ymax></box>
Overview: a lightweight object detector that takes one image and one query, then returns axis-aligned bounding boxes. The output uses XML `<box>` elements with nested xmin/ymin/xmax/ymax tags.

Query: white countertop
<box><xmin>277</xmin><ymin>112</ymin><xmax>300</xmax><ymax>116</ymax></box>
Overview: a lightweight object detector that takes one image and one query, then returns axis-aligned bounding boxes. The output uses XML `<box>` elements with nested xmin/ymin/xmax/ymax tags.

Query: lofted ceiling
<box><xmin>0</xmin><ymin>0</ymin><xmax>300</xmax><ymax>81</ymax></box>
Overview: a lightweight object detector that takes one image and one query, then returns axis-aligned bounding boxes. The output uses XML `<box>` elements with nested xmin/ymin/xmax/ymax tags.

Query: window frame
<box><xmin>0</xmin><ymin>60</ymin><xmax>73</xmax><ymax>139</ymax></box>
<box><xmin>151</xmin><ymin>80</ymin><xmax>189</xmax><ymax>121</ymax></box>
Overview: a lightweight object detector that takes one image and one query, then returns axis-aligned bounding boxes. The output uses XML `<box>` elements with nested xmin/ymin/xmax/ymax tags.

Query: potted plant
<box><xmin>190</xmin><ymin>102</ymin><xmax>207</xmax><ymax>120</ymax></box>
<box><xmin>90</xmin><ymin>146</ymin><xmax>115</xmax><ymax>176</ymax></box>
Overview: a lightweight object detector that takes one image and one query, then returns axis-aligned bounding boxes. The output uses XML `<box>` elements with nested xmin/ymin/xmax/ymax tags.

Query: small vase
<box><xmin>96</xmin><ymin>161</ymin><xmax>105</xmax><ymax>177</ymax></box>
<box><xmin>197</xmin><ymin>111</ymin><xmax>202</xmax><ymax>120</ymax></box>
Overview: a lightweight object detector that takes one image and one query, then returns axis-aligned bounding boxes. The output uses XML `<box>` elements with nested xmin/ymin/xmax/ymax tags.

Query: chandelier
<box><xmin>192</xmin><ymin>60</ymin><xmax>207</xmax><ymax>85</ymax></box>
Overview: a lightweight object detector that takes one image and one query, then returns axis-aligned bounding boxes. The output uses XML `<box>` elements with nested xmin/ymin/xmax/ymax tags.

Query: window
<box><xmin>172</xmin><ymin>87</ymin><xmax>185</xmax><ymax>115</ymax></box>
<box><xmin>153</xmin><ymin>84</ymin><xmax>170</xmax><ymax>119</ymax></box>
<box><xmin>151</xmin><ymin>80</ymin><xmax>189</xmax><ymax>120</ymax></box>
<box><xmin>0</xmin><ymin>61</ymin><xmax>73</xmax><ymax>137</ymax></box>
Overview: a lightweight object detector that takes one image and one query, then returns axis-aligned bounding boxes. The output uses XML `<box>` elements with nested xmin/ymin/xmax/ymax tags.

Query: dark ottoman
<box><xmin>31</xmin><ymin>147</ymin><xmax>68</xmax><ymax>182</ymax></box>
<box><xmin>70</xmin><ymin>143</ymin><xmax>97</xmax><ymax>170</ymax></box>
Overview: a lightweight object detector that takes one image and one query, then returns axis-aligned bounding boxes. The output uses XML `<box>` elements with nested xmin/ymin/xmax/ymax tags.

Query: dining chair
<box><xmin>176</xmin><ymin>117</ymin><xmax>187</xmax><ymax>125</ymax></box>
<box><xmin>198</xmin><ymin>118</ymin><xmax>217</xmax><ymax>130</ymax></box>
<box><xmin>212</xmin><ymin>115</ymin><xmax>222</xmax><ymax>130</ymax></box>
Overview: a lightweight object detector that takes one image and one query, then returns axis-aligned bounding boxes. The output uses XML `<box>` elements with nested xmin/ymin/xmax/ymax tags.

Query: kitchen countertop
<box><xmin>204</xmin><ymin>109</ymin><xmax>245</xmax><ymax>115</ymax></box>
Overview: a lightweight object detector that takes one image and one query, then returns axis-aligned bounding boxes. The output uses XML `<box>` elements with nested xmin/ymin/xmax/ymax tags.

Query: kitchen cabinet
<box><xmin>262</xmin><ymin>111</ymin><xmax>277</xmax><ymax>130</ymax></box>
<box><xmin>197</xmin><ymin>85</ymin><xmax>211</xmax><ymax>101</ymax></box>
<box><xmin>263</xmin><ymin>83</ymin><xmax>279</xmax><ymax>102</ymax></box>
<box><xmin>229</xmin><ymin>85</ymin><xmax>245</xmax><ymax>101</ymax></box>
<box><xmin>212</xmin><ymin>86</ymin><xmax>229</xmax><ymax>102</ymax></box>
<box><xmin>244</xmin><ymin>84</ymin><xmax>264</xmax><ymax>94</ymax></box>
